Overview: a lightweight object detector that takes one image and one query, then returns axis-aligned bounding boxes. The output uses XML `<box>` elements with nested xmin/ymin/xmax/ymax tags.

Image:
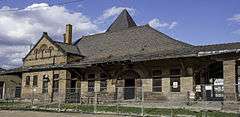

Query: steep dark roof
<box><xmin>22</xmin><ymin>9</ymin><xmax>240</xmax><ymax>69</ymax></box>
<box><xmin>76</xmin><ymin>25</ymin><xmax>192</xmax><ymax>62</ymax></box>
<box><xmin>196</xmin><ymin>42</ymin><xmax>240</xmax><ymax>52</ymax></box>
<box><xmin>106</xmin><ymin>9</ymin><xmax>137</xmax><ymax>32</ymax></box>
<box><xmin>54</xmin><ymin>41</ymin><xmax>81</xmax><ymax>55</ymax></box>
<box><xmin>23</xmin><ymin>32</ymin><xmax>81</xmax><ymax>60</ymax></box>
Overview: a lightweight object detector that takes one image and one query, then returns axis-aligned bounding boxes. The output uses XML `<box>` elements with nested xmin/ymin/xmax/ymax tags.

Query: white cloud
<box><xmin>228</xmin><ymin>14</ymin><xmax>240</xmax><ymax>35</ymax></box>
<box><xmin>228</xmin><ymin>14</ymin><xmax>240</xmax><ymax>23</ymax></box>
<box><xmin>149</xmin><ymin>18</ymin><xmax>177</xmax><ymax>30</ymax></box>
<box><xmin>0</xmin><ymin>3</ymin><xmax>99</xmax><ymax>69</ymax></box>
<box><xmin>97</xmin><ymin>6</ymin><xmax>135</xmax><ymax>23</ymax></box>
<box><xmin>169</xmin><ymin>22</ymin><xmax>178</xmax><ymax>29</ymax></box>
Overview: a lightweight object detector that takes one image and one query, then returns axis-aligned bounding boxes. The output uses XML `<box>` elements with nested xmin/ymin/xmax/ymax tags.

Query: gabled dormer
<box><xmin>23</xmin><ymin>24</ymin><xmax>82</xmax><ymax>67</ymax></box>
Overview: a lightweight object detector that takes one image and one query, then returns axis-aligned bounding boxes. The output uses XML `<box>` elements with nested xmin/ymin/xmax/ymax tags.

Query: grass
<box><xmin>0</xmin><ymin>101</ymin><xmax>239</xmax><ymax>117</ymax></box>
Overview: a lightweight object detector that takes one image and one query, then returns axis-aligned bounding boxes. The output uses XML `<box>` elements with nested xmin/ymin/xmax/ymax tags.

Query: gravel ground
<box><xmin>0</xmin><ymin>110</ymin><xmax>126</xmax><ymax>117</ymax></box>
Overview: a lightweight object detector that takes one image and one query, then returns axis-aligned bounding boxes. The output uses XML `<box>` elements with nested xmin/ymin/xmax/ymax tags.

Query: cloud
<box><xmin>169</xmin><ymin>22</ymin><xmax>178</xmax><ymax>29</ymax></box>
<box><xmin>97</xmin><ymin>6</ymin><xmax>135</xmax><ymax>23</ymax></box>
<box><xmin>228</xmin><ymin>14</ymin><xmax>240</xmax><ymax>23</ymax></box>
<box><xmin>228</xmin><ymin>14</ymin><xmax>240</xmax><ymax>35</ymax></box>
<box><xmin>149</xmin><ymin>18</ymin><xmax>177</xmax><ymax>29</ymax></box>
<box><xmin>0</xmin><ymin>3</ymin><xmax>99</xmax><ymax>69</ymax></box>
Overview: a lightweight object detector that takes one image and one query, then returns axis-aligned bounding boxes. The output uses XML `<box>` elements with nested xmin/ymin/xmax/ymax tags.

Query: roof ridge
<box><xmin>82</xmin><ymin>25</ymin><xmax>148</xmax><ymax>38</ymax></box>
<box><xmin>197</xmin><ymin>41</ymin><xmax>240</xmax><ymax>47</ymax></box>
<box><xmin>106</xmin><ymin>9</ymin><xmax>137</xmax><ymax>32</ymax></box>
<box><xmin>146</xmin><ymin>25</ymin><xmax>193</xmax><ymax>47</ymax></box>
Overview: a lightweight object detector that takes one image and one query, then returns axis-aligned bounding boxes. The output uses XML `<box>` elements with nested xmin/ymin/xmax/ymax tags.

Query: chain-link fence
<box><xmin>0</xmin><ymin>85</ymin><xmax>240</xmax><ymax>117</ymax></box>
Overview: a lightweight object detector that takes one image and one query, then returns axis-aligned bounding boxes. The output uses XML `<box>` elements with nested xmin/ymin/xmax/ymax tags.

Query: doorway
<box><xmin>124</xmin><ymin>79</ymin><xmax>135</xmax><ymax>100</ymax></box>
<box><xmin>0</xmin><ymin>82</ymin><xmax>4</xmax><ymax>99</ymax></box>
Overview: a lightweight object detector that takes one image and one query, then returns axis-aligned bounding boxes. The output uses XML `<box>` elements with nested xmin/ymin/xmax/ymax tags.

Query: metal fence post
<box><xmin>116</xmin><ymin>87</ymin><xmax>119</xmax><ymax>115</ymax></box>
<box><xmin>58</xmin><ymin>90</ymin><xmax>61</xmax><ymax>112</ymax></box>
<box><xmin>170</xmin><ymin>95</ymin><xmax>173</xmax><ymax>117</ymax></box>
<box><xmin>94</xmin><ymin>91</ymin><xmax>97</xmax><ymax>113</ymax></box>
<box><xmin>141</xmin><ymin>86</ymin><xmax>144</xmax><ymax>116</ymax></box>
<box><xmin>31</xmin><ymin>88</ymin><xmax>34</xmax><ymax>106</ymax></box>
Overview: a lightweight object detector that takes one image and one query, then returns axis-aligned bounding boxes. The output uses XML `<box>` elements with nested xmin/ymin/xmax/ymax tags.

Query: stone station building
<box><xmin>3</xmin><ymin>10</ymin><xmax>240</xmax><ymax>103</ymax></box>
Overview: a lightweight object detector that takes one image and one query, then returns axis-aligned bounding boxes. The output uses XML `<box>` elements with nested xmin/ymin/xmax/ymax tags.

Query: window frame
<box><xmin>53</xmin><ymin>74</ymin><xmax>59</xmax><ymax>93</ymax></box>
<box><xmin>42</xmin><ymin>75</ymin><xmax>49</xmax><ymax>94</ymax></box>
<box><xmin>100</xmin><ymin>73</ymin><xmax>107</xmax><ymax>92</ymax></box>
<box><xmin>152</xmin><ymin>69</ymin><xmax>162</xmax><ymax>92</ymax></box>
<box><xmin>88</xmin><ymin>80</ymin><xmax>95</xmax><ymax>93</ymax></box>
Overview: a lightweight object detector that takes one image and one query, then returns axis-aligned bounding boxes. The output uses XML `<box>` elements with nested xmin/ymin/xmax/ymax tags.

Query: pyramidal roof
<box><xmin>106</xmin><ymin>9</ymin><xmax>137</xmax><ymax>32</ymax></box>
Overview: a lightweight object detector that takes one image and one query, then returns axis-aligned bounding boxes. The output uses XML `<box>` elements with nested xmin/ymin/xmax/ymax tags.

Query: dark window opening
<box><xmin>34</xmin><ymin>49</ymin><xmax>38</xmax><ymax>59</ymax></box>
<box><xmin>33</xmin><ymin>75</ymin><xmax>38</xmax><ymax>86</ymax></box>
<box><xmin>100</xmin><ymin>73</ymin><xmax>107</xmax><ymax>92</ymax></box>
<box><xmin>42</xmin><ymin>76</ymin><xmax>48</xmax><ymax>94</ymax></box>
<box><xmin>53</xmin><ymin>74</ymin><xmax>59</xmax><ymax>93</ymax></box>
<box><xmin>15</xmin><ymin>86</ymin><xmax>21</xmax><ymax>98</ymax></box>
<box><xmin>70</xmin><ymin>80</ymin><xmax>77</xmax><ymax>93</ymax></box>
<box><xmin>25</xmin><ymin>76</ymin><xmax>30</xmax><ymax>86</ymax></box>
<box><xmin>237</xmin><ymin>64</ymin><xmax>240</xmax><ymax>99</ymax></box>
<box><xmin>88</xmin><ymin>80</ymin><xmax>95</xmax><ymax>92</ymax></box>
<box><xmin>152</xmin><ymin>69</ymin><xmax>162</xmax><ymax>92</ymax></box>
<box><xmin>100</xmin><ymin>80</ymin><xmax>107</xmax><ymax>92</ymax></box>
<box><xmin>153</xmin><ymin>78</ymin><xmax>162</xmax><ymax>92</ymax></box>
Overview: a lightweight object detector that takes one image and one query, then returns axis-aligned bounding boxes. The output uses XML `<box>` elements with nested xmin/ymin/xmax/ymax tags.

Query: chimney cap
<box><xmin>43</xmin><ymin>32</ymin><xmax>48</xmax><ymax>35</ymax></box>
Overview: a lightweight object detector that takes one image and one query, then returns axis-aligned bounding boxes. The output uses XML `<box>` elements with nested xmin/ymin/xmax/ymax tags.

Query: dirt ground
<box><xmin>0</xmin><ymin>110</ymin><xmax>127</xmax><ymax>117</ymax></box>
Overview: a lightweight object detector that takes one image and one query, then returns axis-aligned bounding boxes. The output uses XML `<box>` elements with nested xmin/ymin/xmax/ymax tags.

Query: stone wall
<box><xmin>24</xmin><ymin>36</ymin><xmax>67</xmax><ymax>67</ymax></box>
<box><xmin>21</xmin><ymin>70</ymin><xmax>70</xmax><ymax>101</ymax></box>
<box><xmin>0</xmin><ymin>75</ymin><xmax>21</xmax><ymax>99</ymax></box>
<box><xmin>223</xmin><ymin>60</ymin><xmax>237</xmax><ymax>101</ymax></box>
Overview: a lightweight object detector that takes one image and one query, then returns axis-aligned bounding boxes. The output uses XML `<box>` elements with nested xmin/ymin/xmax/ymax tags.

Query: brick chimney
<box><xmin>64</xmin><ymin>24</ymin><xmax>72</xmax><ymax>44</ymax></box>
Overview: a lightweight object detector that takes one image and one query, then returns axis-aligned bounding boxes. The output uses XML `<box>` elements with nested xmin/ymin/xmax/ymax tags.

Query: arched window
<box><xmin>39</xmin><ymin>44</ymin><xmax>47</xmax><ymax>58</ymax></box>
<box><xmin>34</xmin><ymin>49</ymin><xmax>38</xmax><ymax>59</ymax></box>
<box><xmin>49</xmin><ymin>46</ymin><xmax>54</xmax><ymax>57</ymax></box>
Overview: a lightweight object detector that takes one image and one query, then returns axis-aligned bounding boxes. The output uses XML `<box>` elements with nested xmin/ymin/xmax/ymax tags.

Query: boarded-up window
<box><xmin>25</xmin><ymin>76</ymin><xmax>30</xmax><ymax>86</ymax></box>
<box><xmin>100</xmin><ymin>73</ymin><xmax>107</xmax><ymax>92</ymax></box>
<box><xmin>152</xmin><ymin>70</ymin><xmax>162</xmax><ymax>92</ymax></box>
<box><xmin>170</xmin><ymin>69</ymin><xmax>181</xmax><ymax>92</ymax></box>
<box><xmin>33</xmin><ymin>75</ymin><xmax>38</xmax><ymax>86</ymax></box>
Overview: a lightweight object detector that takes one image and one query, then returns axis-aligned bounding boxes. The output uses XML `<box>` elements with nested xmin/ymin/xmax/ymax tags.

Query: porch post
<box><xmin>223</xmin><ymin>60</ymin><xmax>237</xmax><ymax>101</ymax></box>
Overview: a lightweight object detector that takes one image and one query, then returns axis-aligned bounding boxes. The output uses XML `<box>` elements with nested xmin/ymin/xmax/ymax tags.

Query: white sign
<box><xmin>214</xmin><ymin>79</ymin><xmax>224</xmax><ymax>85</ymax></box>
<box><xmin>196</xmin><ymin>85</ymin><xmax>201</xmax><ymax>92</ymax></box>
<box><xmin>205</xmin><ymin>85</ymin><xmax>212</xmax><ymax>90</ymax></box>
<box><xmin>173</xmin><ymin>82</ymin><xmax>178</xmax><ymax>88</ymax></box>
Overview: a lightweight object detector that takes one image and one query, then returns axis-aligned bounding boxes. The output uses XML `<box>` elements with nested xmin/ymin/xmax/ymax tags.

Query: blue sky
<box><xmin>0</xmin><ymin>0</ymin><xmax>239</xmax><ymax>68</ymax></box>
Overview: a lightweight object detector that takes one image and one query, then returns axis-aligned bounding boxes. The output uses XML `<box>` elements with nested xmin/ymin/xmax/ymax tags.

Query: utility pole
<box><xmin>50</xmin><ymin>55</ymin><xmax>56</xmax><ymax>103</ymax></box>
